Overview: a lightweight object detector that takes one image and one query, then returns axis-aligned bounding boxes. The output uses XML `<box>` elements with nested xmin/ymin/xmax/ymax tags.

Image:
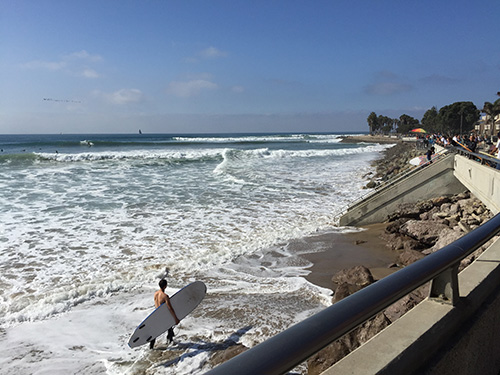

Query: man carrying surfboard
<box><xmin>150</xmin><ymin>279</ymin><xmax>180</xmax><ymax>349</ymax></box>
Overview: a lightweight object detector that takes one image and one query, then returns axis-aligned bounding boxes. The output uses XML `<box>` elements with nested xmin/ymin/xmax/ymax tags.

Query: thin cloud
<box><xmin>80</xmin><ymin>68</ymin><xmax>100</xmax><ymax>79</ymax></box>
<box><xmin>94</xmin><ymin>89</ymin><xmax>144</xmax><ymax>104</ymax></box>
<box><xmin>22</xmin><ymin>50</ymin><xmax>102</xmax><ymax>78</ymax></box>
<box><xmin>167</xmin><ymin>79</ymin><xmax>218</xmax><ymax>98</ymax></box>
<box><xmin>231</xmin><ymin>86</ymin><xmax>244</xmax><ymax>93</ymax></box>
<box><xmin>22</xmin><ymin>60</ymin><xmax>67</xmax><ymax>70</ymax></box>
<box><xmin>200</xmin><ymin>46</ymin><xmax>227</xmax><ymax>59</ymax></box>
<box><xmin>65</xmin><ymin>50</ymin><xmax>102</xmax><ymax>62</ymax></box>
<box><xmin>364</xmin><ymin>82</ymin><xmax>413</xmax><ymax>95</ymax></box>
<box><xmin>364</xmin><ymin>71</ymin><xmax>413</xmax><ymax>95</ymax></box>
<box><xmin>419</xmin><ymin>74</ymin><xmax>460</xmax><ymax>85</ymax></box>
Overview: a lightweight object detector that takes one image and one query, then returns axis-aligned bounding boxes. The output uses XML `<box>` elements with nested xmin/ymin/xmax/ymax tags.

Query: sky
<box><xmin>1</xmin><ymin>0</ymin><xmax>499</xmax><ymax>134</ymax></box>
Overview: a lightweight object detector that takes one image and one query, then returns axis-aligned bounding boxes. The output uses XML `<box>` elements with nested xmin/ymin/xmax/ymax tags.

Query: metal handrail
<box><xmin>453</xmin><ymin>146</ymin><xmax>500</xmax><ymax>169</ymax></box>
<box><xmin>205</xmin><ymin>213</ymin><xmax>500</xmax><ymax>375</ymax></box>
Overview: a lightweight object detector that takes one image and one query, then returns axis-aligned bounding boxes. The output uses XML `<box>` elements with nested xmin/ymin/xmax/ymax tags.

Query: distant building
<box><xmin>475</xmin><ymin>114</ymin><xmax>500</xmax><ymax>135</ymax></box>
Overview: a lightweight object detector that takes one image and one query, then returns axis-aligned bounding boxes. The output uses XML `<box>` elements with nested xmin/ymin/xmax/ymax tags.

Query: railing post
<box><xmin>429</xmin><ymin>264</ymin><xmax>459</xmax><ymax>305</ymax></box>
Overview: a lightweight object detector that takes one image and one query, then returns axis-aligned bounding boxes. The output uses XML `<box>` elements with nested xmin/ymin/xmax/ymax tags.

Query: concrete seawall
<box><xmin>453</xmin><ymin>154</ymin><xmax>500</xmax><ymax>214</ymax></box>
<box><xmin>323</xmin><ymin>237</ymin><xmax>500</xmax><ymax>375</ymax></box>
<box><xmin>339</xmin><ymin>153</ymin><xmax>466</xmax><ymax>227</ymax></box>
<box><xmin>328</xmin><ymin>153</ymin><xmax>500</xmax><ymax>374</ymax></box>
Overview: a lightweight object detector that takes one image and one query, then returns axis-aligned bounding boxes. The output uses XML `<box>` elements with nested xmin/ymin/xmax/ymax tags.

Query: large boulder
<box><xmin>210</xmin><ymin>344</ymin><xmax>248</xmax><ymax>367</ymax></box>
<box><xmin>307</xmin><ymin>337</ymin><xmax>351</xmax><ymax>375</ymax></box>
<box><xmin>332</xmin><ymin>283</ymin><xmax>363</xmax><ymax>304</ymax></box>
<box><xmin>306</xmin><ymin>313</ymin><xmax>390</xmax><ymax>375</ymax></box>
<box><xmin>332</xmin><ymin>265</ymin><xmax>374</xmax><ymax>287</ymax></box>
<box><xmin>424</xmin><ymin>227</ymin><xmax>464</xmax><ymax>255</ymax></box>
<box><xmin>387</xmin><ymin>203</ymin><xmax>422</xmax><ymax>221</ymax></box>
<box><xmin>399</xmin><ymin>220</ymin><xmax>453</xmax><ymax>246</ymax></box>
<box><xmin>398</xmin><ymin>249</ymin><xmax>425</xmax><ymax>266</ymax></box>
<box><xmin>384</xmin><ymin>284</ymin><xmax>429</xmax><ymax>323</ymax></box>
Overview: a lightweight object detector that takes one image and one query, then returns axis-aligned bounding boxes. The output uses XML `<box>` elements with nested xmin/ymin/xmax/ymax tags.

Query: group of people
<box><xmin>417</xmin><ymin>132</ymin><xmax>500</xmax><ymax>170</ymax></box>
<box><xmin>418</xmin><ymin>132</ymin><xmax>500</xmax><ymax>157</ymax></box>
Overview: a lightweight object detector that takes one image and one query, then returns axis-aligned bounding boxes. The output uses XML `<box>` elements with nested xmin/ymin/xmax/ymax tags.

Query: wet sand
<box><xmin>299</xmin><ymin>223</ymin><xmax>399</xmax><ymax>290</ymax></box>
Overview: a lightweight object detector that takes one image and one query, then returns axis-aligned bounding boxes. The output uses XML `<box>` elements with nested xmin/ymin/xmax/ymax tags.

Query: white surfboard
<box><xmin>128</xmin><ymin>280</ymin><xmax>207</xmax><ymax>348</ymax></box>
<box><xmin>409</xmin><ymin>154</ymin><xmax>437</xmax><ymax>166</ymax></box>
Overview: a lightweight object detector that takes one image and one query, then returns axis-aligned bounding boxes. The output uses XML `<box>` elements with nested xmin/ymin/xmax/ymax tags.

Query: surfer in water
<box><xmin>150</xmin><ymin>279</ymin><xmax>180</xmax><ymax>349</ymax></box>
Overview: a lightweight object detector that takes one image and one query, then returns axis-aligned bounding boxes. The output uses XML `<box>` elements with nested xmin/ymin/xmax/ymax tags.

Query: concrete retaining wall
<box><xmin>328</xmin><ymin>154</ymin><xmax>500</xmax><ymax>374</ymax></box>
<box><xmin>339</xmin><ymin>154</ymin><xmax>466</xmax><ymax>226</ymax></box>
<box><xmin>453</xmin><ymin>155</ymin><xmax>500</xmax><ymax>214</ymax></box>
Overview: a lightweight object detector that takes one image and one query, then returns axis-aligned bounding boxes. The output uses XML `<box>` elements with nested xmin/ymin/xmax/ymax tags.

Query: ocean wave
<box><xmin>212</xmin><ymin>144</ymin><xmax>388</xmax><ymax>179</ymax></box>
<box><xmin>173</xmin><ymin>134</ymin><xmax>342</xmax><ymax>144</ymax></box>
<box><xmin>221</xmin><ymin>143</ymin><xmax>387</xmax><ymax>160</ymax></box>
<box><xmin>34</xmin><ymin>149</ymin><xmax>224</xmax><ymax>163</ymax></box>
<box><xmin>0</xmin><ymin>152</ymin><xmax>39</xmax><ymax>165</ymax></box>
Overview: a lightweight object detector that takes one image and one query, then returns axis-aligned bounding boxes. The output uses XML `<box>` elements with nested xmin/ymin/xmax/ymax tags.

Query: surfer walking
<box><xmin>150</xmin><ymin>279</ymin><xmax>180</xmax><ymax>349</ymax></box>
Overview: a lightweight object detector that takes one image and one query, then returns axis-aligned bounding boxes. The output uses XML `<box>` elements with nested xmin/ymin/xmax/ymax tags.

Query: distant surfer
<box><xmin>150</xmin><ymin>279</ymin><xmax>180</xmax><ymax>349</ymax></box>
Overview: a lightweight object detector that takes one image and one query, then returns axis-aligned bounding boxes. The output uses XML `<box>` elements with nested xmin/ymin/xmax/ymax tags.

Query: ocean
<box><xmin>0</xmin><ymin>132</ymin><xmax>390</xmax><ymax>374</ymax></box>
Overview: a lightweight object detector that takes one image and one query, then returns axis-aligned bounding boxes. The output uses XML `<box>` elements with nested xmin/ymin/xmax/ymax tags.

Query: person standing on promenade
<box><xmin>150</xmin><ymin>278</ymin><xmax>180</xmax><ymax>349</ymax></box>
<box><xmin>426</xmin><ymin>146</ymin><xmax>435</xmax><ymax>164</ymax></box>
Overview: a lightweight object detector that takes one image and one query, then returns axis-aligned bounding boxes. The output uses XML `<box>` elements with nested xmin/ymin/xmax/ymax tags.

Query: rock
<box><xmin>449</xmin><ymin>203</ymin><xmax>460</xmax><ymax>215</ymax></box>
<box><xmin>398</xmin><ymin>249</ymin><xmax>425</xmax><ymax>266</ymax></box>
<box><xmin>385</xmin><ymin>218</ymin><xmax>409</xmax><ymax>234</ymax></box>
<box><xmin>440</xmin><ymin>203</ymin><xmax>452</xmax><ymax>214</ymax></box>
<box><xmin>424</xmin><ymin>228</ymin><xmax>463</xmax><ymax>254</ymax></box>
<box><xmin>384</xmin><ymin>284</ymin><xmax>429</xmax><ymax>323</ymax></box>
<box><xmin>380</xmin><ymin>232</ymin><xmax>406</xmax><ymax>250</ymax></box>
<box><xmin>210</xmin><ymin>344</ymin><xmax>248</xmax><ymax>367</ymax></box>
<box><xmin>403</xmin><ymin>238</ymin><xmax>427</xmax><ymax>251</ymax></box>
<box><xmin>430</xmin><ymin>196</ymin><xmax>450</xmax><ymax>207</ymax></box>
<box><xmin>471</xmin><ymin>213</ymin><xmax>482</xmax><ymax>223</ymax></box>
<box><xmin>332</xmin><ymin>266</ymin><xmax>374</xmax><ymax>286</ymax></box>
<box><xmin>458</xmin><ymin>221</ymin><xmax>471</xmax><ymax>233</ymax></box>
<box><xmin>387</xmin><ymin>203</ymin><xmax>421</xmax><ymax>221</ymax></box>
<box><xmin>365</xmin><ymin>180</ymin><xmax>377</xmax><ymax>189</ymax></box>
<box><xmin>354</xmin><ymin>312</ymin><xmax>390</xmax><ymax>344</ymax></box>
<box><xmin>307</xmin><ymin>338</ymin><xmax>351</xmax><ymax>375</ymax></box>
<box><xmin>332</xmin><ymin>283</ymin><xmax>362</xmax><ymax>304</ymax></box>
<box><xmin>399</xmin><ymin>220</ymin><xmax>453</xmax><ymax>246</ymax></box>
<box><xmin>306</xmin><ymin>313</ymin><xmax>390</xmax><ymax>375</ymax></box>
<box><xmin>432</xmin><ymin>211</ymin><xmax>449</xmax><ymax>219</ymax></box>
<box><xmin>416</xmin><ymin>199</ymin><xmax>435</xmax><ymax>212</ymax></box>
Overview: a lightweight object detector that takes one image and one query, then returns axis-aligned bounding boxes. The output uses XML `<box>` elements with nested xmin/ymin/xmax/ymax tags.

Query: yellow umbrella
<box><xmin>410</xmin><ymin>128</ymin><xmax>426</xmax><ymax>133</ymax></box>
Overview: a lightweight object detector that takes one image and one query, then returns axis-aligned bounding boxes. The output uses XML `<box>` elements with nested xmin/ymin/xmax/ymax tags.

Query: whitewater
<box><xmin>0</xmin><ymin>133</ymin><xmax>390</xmax><ymax>374</ymax></box>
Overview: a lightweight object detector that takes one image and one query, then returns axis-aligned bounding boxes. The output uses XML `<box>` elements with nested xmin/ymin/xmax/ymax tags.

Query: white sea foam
<box><xmin>0</xmin><ymin>134</ymin><xmax>389</xmax><ymax>374</ymax></box>
<box><xmin>173</xmin><ymin>133</ymin><xmax>339</xmax><ymax>144</ymax></box>
<box><xmin>35</xmin><ymin>148</ymin><xmax>224</xmax><ymax>163</ymax></box>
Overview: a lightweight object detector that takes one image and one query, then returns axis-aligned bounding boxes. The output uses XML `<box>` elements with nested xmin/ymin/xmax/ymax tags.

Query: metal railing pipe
<box><xmin>206</xmin><ymin>213</ymin><xmax>500</xmax><ymax>375</ymax></box>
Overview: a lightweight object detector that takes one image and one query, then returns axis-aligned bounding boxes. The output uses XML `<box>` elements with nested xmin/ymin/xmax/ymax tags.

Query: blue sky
<box><xmin>1</xmin><ymin>0</ymin><xmax>499</xmax><ymax>134</ymax></box>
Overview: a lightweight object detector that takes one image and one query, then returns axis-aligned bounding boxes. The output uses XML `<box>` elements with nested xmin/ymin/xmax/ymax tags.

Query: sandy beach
<box><xmin>298</xmin><ymin>136</ymin><xmax>402</xmax><ymax>291</ymax></box>
<box><xmin>293</xmin><ymin>224</ymin><xmax>398</xmax><ymax>290</ymax></box>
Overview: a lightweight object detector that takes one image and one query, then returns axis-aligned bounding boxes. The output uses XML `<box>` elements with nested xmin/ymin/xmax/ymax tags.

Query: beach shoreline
<box><xmin>299</xmin><ymin>136</ymin><xmax>402</xmax><ymax>291</ymax></box>
<box><xmin>301</xmin><ymin>224</ymin><xmax>398</xmax><ymax>290</ymax></box>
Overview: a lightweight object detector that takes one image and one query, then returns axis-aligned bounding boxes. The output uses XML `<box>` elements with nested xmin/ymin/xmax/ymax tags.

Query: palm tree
<box><xmin>367</xmin><ymin>112</ymin><xmax>377</xmax><ymax>135</ymax></box>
